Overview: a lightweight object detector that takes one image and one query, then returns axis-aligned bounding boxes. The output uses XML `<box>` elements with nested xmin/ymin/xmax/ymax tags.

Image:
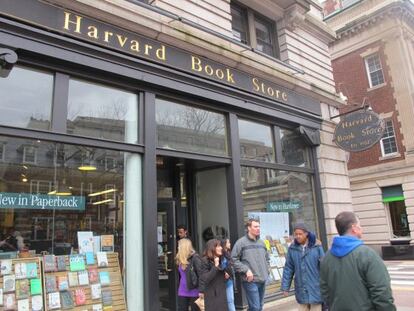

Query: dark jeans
<box><xmin>242</xmin><ymin>281</ymin><xmax>266</xmax><ymax>311</ymax></box>
<box><xmin>177</xmin><ymin>296</ymin><xmax>199</xmax><ymax>311</ymax></box>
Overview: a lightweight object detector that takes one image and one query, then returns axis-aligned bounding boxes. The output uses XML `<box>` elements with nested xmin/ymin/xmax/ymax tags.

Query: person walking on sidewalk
<box><xmin>320</xmin><ymin>211</ymin><xmax>396</xmax><ymax>311</ymax></box>
<box><xmin>221</xmin><ymin>238</ymin><xmax>236</xmax><ymax>311</ymax></box>
<box><xmin>232</xmin><ymin>219</ymin><xmax>270</xmax><ymax>311</ymax></box>
<box><xmin>281</xmin><ymin>223</ymin><xmax>324</xmax><ymax>311</ymax></box>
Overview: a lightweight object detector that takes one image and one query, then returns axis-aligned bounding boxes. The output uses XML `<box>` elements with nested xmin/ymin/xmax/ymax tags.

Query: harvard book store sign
<box><xmin>0</xmin><ymin>193</ymin><xmax>86</xmax><ymax>210</ymax></box>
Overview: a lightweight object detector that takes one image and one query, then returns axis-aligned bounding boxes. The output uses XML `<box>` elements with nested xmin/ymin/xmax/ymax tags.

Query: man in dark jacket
<box><xmin>320</xmin><ymin>211</ymin><xmax>396</xmax><ymax>311</ymax></box>
<box><xmin>232</xmin><ymin>219</ymin><xmax>270</xmax><ymax>311</ymax></box>
<box><xmin>281</xmin><ymin>223</ymin><xmax>324</xmax><ymax>311</ymax></box>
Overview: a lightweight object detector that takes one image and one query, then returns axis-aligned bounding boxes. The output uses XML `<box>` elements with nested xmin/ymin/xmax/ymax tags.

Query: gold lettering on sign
<box><xmin>252</xmin><ymin>77</ymin><xmax>288</xmax><ymax>102</ymax></box>
<box><xmin>190</xmin><ymin>56</ymin><xmax>235</xmax><ymax>83</ymax></box>
<box><xmin>130</xmin><ymin>40</ymin><xmax>140</xmax><ymax>52</ymax></box>
<box><xmin>156</xmin><ymin>46</ymin><xmax>166</xmax><ymax>61</ymax></box>
<box><xmin>87</xmin><ymin>26</ymin><xmax>98</xmax><ymax>39</ymax></box>
<box><xmin>116</xmin><ymin>35</ymin><xmax>128</xmax><ymax>47</ymax></box>
<box><xmin>104</xmin><ymin>31</ymin><xmax>113</xmax><ymax>43</ymax></box>
<box><xmin>63</xmin><ymin>12</ymin><xmax>82</xmax><ymax>34</ymax></box>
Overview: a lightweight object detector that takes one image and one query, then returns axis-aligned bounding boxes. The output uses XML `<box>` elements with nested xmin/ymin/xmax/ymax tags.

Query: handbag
<box><xmin>194</xmin><ymin>296</ymin><xmax>205</xmax><ymax>311</ymax></box>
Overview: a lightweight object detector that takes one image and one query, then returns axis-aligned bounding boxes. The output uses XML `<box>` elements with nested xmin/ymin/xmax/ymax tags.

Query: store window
<box><xmin>240</xmin><ymin>167</ymin><xmax>317</xmax><ymax>295</ymax></box>
<box><xmin>238</xmin><ymin>119</ymin><xmax>274</xmax><ymax>162</ymax></box>
<box><xmin>0</xmin><ymin>66</ymin><xmax>54</xmax><ymax>130</ymax></box>
<box><xmin>67</xmin><ymin>79</ymin><xmax>139</xmax><ymax>143</ymax></box>
<box><xmin>0</xmin><ymin>136</ymin><xmax>142</xmax><ymax>276</ymax></box>
<box><xmin>230</xmin><ymin>2</ymin><xmax>279</xmax><ymax>58</ymax></box>
<box><xmin>364</xmin><ymin>54</ymin><xmax>385</xmax><ymax>88</ymax></box>
<box><xmin>280</xmin><ymin>128</ymin><xmax>311</xmax><ymax>167</ymax></box>
<box><xmin>156</xmin><ymin>98</ymin><xmax>228</xmax><ymax>156</ymax></box>
<box><xmin>380</xmin><ymin>120</ymin><xmax>398</xmax><ymax>156</ymax></box>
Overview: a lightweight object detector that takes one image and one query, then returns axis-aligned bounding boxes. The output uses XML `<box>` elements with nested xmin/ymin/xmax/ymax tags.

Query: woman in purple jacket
<box><xmin>176</xmin><ymin>238</ymin><xmax>202</xmax><ymax>311</ymax></box>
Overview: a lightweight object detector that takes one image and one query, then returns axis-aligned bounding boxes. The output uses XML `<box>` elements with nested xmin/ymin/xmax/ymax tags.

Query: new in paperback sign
<box><xmin>0</xmin><ymin>192</ymin><xmax>85</xmax><ymax>210</ymax></box>
<box><xmin>266</xmin><ymin>200</ymin><xmax>302</xmax><ymax>212</ymax></box>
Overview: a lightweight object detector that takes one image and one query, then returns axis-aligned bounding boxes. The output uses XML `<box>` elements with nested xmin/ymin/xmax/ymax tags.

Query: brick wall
<box><xmin>331</xmin><ymin>40</ymin><xmax>405</xmax><ymax>170</ymax></box>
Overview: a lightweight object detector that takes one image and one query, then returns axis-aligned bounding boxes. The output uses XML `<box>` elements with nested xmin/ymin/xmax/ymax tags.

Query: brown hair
<box><xmin>203</xmin><ymin>239</ymin><xmax>221</xmax><ymax>261</ymax></box>
<box><xmin>245</xmin><ymin>218</ymin><xmax>260</xmax><ymax>229</ymax></box>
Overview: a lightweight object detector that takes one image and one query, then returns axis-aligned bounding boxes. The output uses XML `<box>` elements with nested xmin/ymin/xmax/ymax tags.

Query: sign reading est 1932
<box><xmin>333</xmin><ymin>110</ymin><xmax>385</xmax><ymax>152</ymax></box>
<box><xmin>0</xmin><ymin>193</ymin><xmax>85</xmax><ymax>210</ymax></box>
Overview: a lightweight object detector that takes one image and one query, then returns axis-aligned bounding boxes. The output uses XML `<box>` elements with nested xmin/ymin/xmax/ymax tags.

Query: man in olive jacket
<box><xmin>320</xmin><ymin>211</ymin><xmax>396</xmax><ymax>311</ymax></box>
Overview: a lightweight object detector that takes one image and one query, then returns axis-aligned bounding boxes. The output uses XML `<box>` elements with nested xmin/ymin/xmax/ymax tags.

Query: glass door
<box><xmin>158</xmin><ymin>200</ymin><xmax>177</xmax><ymax>310</ymax></box>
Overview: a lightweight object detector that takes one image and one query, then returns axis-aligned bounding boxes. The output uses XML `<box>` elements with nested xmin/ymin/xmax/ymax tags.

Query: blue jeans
<box><xmin>242</xmin><ymin>281</ymin><xmax>266</xmax><ymax>311</ymax></box>
<box><xmin>226</xmin><ymin>279</ymin><xmax>236</xmax><ymax>311</ymax></box>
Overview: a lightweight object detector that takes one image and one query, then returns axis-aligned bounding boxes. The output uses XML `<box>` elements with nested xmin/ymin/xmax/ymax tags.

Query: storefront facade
<box><xmin>0</xmin><ymin>0</ymin><xmax>351</xmax><ymax>310</ymax></box>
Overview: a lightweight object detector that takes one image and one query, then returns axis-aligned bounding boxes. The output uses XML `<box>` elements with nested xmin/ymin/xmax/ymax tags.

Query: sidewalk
<box><xmin>264</xmin><ymin>296</ymin><xmax>297</xmax><ymax>311</ymax></box>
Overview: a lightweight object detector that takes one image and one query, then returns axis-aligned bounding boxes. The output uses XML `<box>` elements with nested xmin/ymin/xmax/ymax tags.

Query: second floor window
<box><xmin>230</xmin><ymin>2</ymin><xmax>278</xmax><ymax>58</ymax></box>
<box><xmin>380</xmin><ymin>120</ymin><xmax>398</xmax><ymax>156</ymax></box>
<box><xmin>23</xmin><ymin>146</ymin><xmax>37</xmax><ymax>164</ymax></box>
<box><xmin>364</xmin><ymin>54</ymin><xmax>385</xmax><ymax>88</ymax></box>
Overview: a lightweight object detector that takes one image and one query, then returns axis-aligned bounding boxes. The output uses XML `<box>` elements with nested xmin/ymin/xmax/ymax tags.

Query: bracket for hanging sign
<box><xmin>330</xmin><ymin>97</ymin><xmax>371</xmax><ymax>120</ymax></box>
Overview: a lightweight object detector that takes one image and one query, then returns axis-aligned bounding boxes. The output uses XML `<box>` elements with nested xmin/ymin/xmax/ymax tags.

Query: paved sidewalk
<box><xmin>264</xmin><ymin>296</ymin><xmax>297</xmax><ymax>311</ymax></box>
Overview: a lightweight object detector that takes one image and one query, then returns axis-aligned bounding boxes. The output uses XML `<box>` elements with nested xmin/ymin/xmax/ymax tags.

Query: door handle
<box><xmin>164</xmin><ymin>251</ymin><xmax>173</xmax><ymax>272</ymax></box>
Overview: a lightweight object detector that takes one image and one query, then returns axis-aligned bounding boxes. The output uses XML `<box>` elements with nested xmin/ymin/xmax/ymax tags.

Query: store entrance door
<box><xmin>158</xmin><ymin>200</ymin><xmax>177</xmax><ymax>311</ymax></box>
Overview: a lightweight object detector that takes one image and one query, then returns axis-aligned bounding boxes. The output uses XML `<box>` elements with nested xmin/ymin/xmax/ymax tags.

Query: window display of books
<box><xmin>0</xmin><ymin>258</ymin><xmax>42</xmax><ymax>311</ymax></box>
<box><xmin>42</xmin><ymin>252</ymin><xmax>124</xmax><ymax>310</ymax></box>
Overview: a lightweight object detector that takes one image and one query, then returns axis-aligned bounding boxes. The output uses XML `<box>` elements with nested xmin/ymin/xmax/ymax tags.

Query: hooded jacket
<box><xmin>320</xmin><ymin>236</ymin><xmax>396</xmax><ymax>311</ymax></box>
<box><xmin>281</xmin><ymin>232</ymin><xmax>324</xmax><ymax>304</ymax></box>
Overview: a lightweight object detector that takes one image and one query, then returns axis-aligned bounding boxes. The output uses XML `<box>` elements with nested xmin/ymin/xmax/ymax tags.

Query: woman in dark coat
<box><xmin>199</xmin><ymin>239</ymin><xmax>230</xmax><ymax>311</ymax></box>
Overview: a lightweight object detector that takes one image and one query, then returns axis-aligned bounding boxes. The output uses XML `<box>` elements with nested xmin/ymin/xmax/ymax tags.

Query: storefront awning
<box><xmin>382</xmin><ymin>185</ymin><xmax>404</xmax><ymax>203</ymax></box>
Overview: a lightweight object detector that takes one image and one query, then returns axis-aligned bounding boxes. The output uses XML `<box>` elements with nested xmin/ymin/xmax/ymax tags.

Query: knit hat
<box><xmin>293</xmin><ymin>222</ymin><xmax>309</xmax><ymax>232</ymax></box>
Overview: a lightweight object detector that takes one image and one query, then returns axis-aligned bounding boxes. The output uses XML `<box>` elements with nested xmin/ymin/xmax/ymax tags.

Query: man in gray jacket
<box><xmin>232</xmin><ymin>218</ymin><xmax>270</xmax><ymax>311</ymax></box>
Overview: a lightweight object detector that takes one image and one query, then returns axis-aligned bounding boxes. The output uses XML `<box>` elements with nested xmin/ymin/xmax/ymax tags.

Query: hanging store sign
<box><xmin>0</xmin><ymin>193</ymin><xmax>86</xmax><ymax>211</ymax></box>
<box><xmin>0</xmin><ymin>0</ymin><xmax>321</xmax><ymax>116</ymax></box>
<box><xmin>333</xmin><ymin>110</ymin><xmax>385</xmax><ymax>152</ymax></box>
<box><xmin>266</xmin><ymin>200</ymin><xmax>302</xmax><ymax>212</ymax></box>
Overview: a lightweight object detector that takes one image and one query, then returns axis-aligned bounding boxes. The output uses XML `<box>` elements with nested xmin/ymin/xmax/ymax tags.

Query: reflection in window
<box><xmin>255</xmin><ymin>17</ymin><xmax>274</xmax><ymax>56</ymax></box>
<box><xmin>156</xmin><ymin>98</ymin><xmax>228</xmax><ymax>156</ymax></box>
<box><xmin>231</xmin><ymin>3</ymin><xmax>248</xmax><ymax>44</ymax></box>
<box><xmin>238</xmin><ymin>119</ymin><xmax>274</xmax><ymax>162</ymax></box>
<box><xmin>380</xmin><ymin>120</ymin><xmax>398</xmax><ymax>156</ymax></box>
<box><xmin>0</xmin><ymin>66</ymin><xmax>53</xmax><ymax>130</ymax></box>
<box><xmin>240</xmin><ymin>167</ymin><xmax>317</xmax><ymax>295</ymax></box>
<box><xmin>0</xmin><ymin>143</ymin><xmax>4</xmax><ymax>161</ymax></box>
<box><xmin>67</xmin><ymin>79</ymin><xmax>139</xmax><ymax>143</ymax></box>
<box><xmin>23</xmin><ymin>146</ymin><xmax>37</xmax><ymax>164</ymax></box>
<box><xmin>280</xmin><ymin>129</ymin><xmax>310</xmax><ymax>167</ymax></box>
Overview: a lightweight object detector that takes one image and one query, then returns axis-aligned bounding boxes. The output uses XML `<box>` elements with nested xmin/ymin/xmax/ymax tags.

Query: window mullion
<box><xmin>51</xmin><ymin>72</ymin><xmax>69</xmax><ymax>133</ymax></box>
<box><xmin>247</xmin><ymin>10</ymin><xmax>257</xmax><ymax>49</ymax></box>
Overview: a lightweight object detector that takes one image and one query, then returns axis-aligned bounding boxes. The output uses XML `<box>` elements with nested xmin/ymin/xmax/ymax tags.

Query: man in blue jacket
<box><xmin>281</xmin><ymin>223</ymin><xmax>324</xmax><ymax>311</ymax></box>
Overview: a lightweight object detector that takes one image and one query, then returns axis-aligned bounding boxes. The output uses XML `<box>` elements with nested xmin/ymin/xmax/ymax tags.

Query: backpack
<box><xmin>186</xmin><ymin>253</ymin><xmax>199</xmax><ymax>290</ymax></box>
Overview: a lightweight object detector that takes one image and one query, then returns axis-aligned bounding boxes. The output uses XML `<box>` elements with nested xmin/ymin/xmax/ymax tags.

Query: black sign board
<box><xmin>333</xmin><ymin>110</ymin><xmax>385</xmax><ymax>152</ymax></box>
<box><xmin>0</xmin><ymin>0</ymin><xmax>321</xmax><ymax>116</ymax></box>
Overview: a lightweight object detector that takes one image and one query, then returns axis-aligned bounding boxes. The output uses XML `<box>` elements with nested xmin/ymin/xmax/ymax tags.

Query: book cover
<box><xmin>43</xmin><ymin>255</ymin><xmax>57</xmax><ymax>272</ymax></box>
<box><xmin>3</xmin><ymin>293</ymin><xmax>16</xmax><ymax>311</ymax></box>
<box><xmin>17</xmin><ymin>298</ymin><xmax>29</xmax><ymax>311</ymax></box>
<box><xmin>48</xmin><ymin>292</ymin><xmax>61</xmax><ymax>310</ymax></box>
<box><xmin>85</xmin><ymin>251</ymin><xmax>95</xmax><ymax>265</ymax></box>
<box><xmin>74</xmin><ymin>288</ymin><xmax>86</xmax><ymax>306</ymax></box>
<box><xmin>57</xmin><ymin>275</ymin><xmax>69</xmax><ymax>291</ymax></box>
<box><xmin>101</xmin><ymin>288</ymin><xmax>112</xmax><ymax>306</ymax></box>
<box><xmin>45</xmin><ymin>275</ymin><xmax>57</xmax><ymax>293</ymax></box>
<box><xmin>91</xmin><ymin>283</ymin><xmax>101</xmax><ymax>300</ymax></box>
<box><xmin>3</xmin><ymin>274</ymin><xmax>16</xmax><ymax>293</ymax></box>
<box><xmin>77</xmin><ymin>231</ymin><xmax>94</xmax><ymax>254</ymax></box>
<box><xmin>93</xmin><ymin>236</ymin><xmax>101</xmax><ymax>254</ymax></box>
<box><xmin>0</xmin><ymin>259</ymin><xmax>12</xmax><ymax>275</ymax></box>
<box><xmin>96</xmin><ymin>252</ymin><xmax>108</xmax><ymax>267</ymax></box>
<box><xmin>78</xmin><ymin>270</ymin><xmax>89</xmax><ymax>286</ymax></box>
<box><xmin>56</xmin><ymin>256</ymin><xmax>67</xmax><ymax>271</ymax></box>
<box><xmin>30</xmin><ymin>278</ymin><xmax>42</xmax><ymax>296</ymax></box>
<box><xmin>16</xmin><ymin>279</ymin><xmax>30</xmax><ymax>299</ymax></box>
<box><xmin>100</xmin><ymin>235</ymin><xmax>114</xmax><ymax>252</ymax></box>
<box><xmin>88</xmin><ymin>267</ymin><xmax>99</xmax><ymax>283</ymax></box>
<box><xmin>15</xmin><ymin>263</ymin><xmax>27</xmax><ymax>279</ymax></box>
<box><xmin>92</xmin><ymin>304</ymin><xmax>103</xmax><ymax>311</ymax></box>
<box><xmin>60</xmin><ymin>291</ymin><xmax>74</xmax><ymax>309</ymax></box>
<box><xmin>68</xmin><ymin>272</ymin><xmax>79</xmax><ymax>287</ymax></box>
<box><xmin>99</xmin><ymin>271</ymin><xmax>110</xmax><ymax>286</ymax></box>
<box><xmin>103</xmin><ymin>307</ymin><xmax>113</xmax><ymax>311</ymax></box>
<box><xmin>31</xmin><ymin>295</ymin><xmax>43</xmax><ymax>311</ymax></box>
<box><xmin>69</xmin><ymin>254</ymin><xmax>86</xmax><ymax>272</ymax></box>
<box><xmin>25</xmin><ymin>262</ymin><xmax>37</xmax><ymax>279</ymax></box>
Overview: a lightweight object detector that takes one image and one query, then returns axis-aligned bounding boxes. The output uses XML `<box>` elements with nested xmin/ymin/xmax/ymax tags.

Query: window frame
<box><xmin>364</xmin><ymin>54</ymin><xmax>385</xmax><ymax>88</ymax></box>
<box><xmin>380</xmin><ymin>119</ymin><xmax>398</xmax><ymax>157</ymax></box>
<box><xmin>23</xmin><ymin>145</ymin><xmax>38</xmax><ymax>164</ymax></box>
<box><xmin>230</xmin><ymin>2</ymin><xmax>279</xmax><ymax>59</ymax></box>
<box><xmin>0</xmin><ymin>143</ymin><xmax>4</xmax><ymax>162</ymax></box>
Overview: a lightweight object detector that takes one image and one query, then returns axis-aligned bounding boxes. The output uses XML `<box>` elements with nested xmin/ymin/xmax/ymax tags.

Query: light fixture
<box><xmin>78</xmin><ymin>153</ymin><xmax>97</xmax><ymax>171</ymax></box>
<box><xmin>92</xmin><ymin>199</ymin><xmax>114</xmax><ymax>205</ymax></box>
<box><xmin>22</xmin><ymin>177</ymin><xmax>28</xmax><ymax>183</ymax></box>
<box><xmin>49</xmin><ymin>179</ymin><xmax>72</xmax><ymax>196</ymax></box>
<box><xmin>88</xmin><ymin>188</ymin><xmax>117</xmax><ymax>197</ymax></box>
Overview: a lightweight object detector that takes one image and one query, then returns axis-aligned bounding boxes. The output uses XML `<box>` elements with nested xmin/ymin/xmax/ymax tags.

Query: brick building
<box><xmin>324</xmin><ymin>0</ymin><xmax>414</xmax><ymax>254</ymax></box>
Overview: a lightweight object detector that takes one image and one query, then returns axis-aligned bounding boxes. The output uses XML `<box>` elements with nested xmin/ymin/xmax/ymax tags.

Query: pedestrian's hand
<box><xmin>224</xmin><ymin>272</ymin><xmax>230</xmax><ymax>280</ymax></box>
<box><xmin>214</xmin><ymin>256</ymin><xmax>220</xmax><ymax>267</ymax></box>
<box><xmin>283</xmin><ymin>291</ymin><xmax>289</xmax><ymax>297</ymax></box>
<box><xmin>246</xmin><ymin>270</ymin><xmax>254</xmax><ymax>282</ymax></box>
